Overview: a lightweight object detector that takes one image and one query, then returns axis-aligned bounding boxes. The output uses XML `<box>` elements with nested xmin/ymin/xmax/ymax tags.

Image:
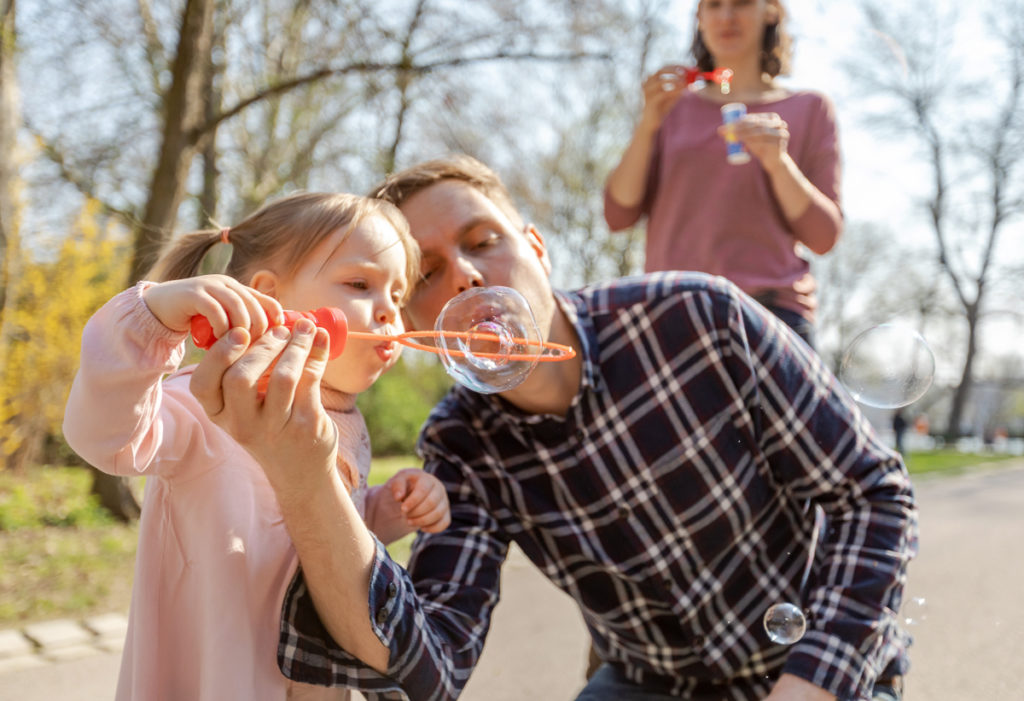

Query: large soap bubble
<box><xmin>839</xmin><ymin>324</ymin><xmax>935</xmax><ymax>409</ymax></box>
<box><xmin>433</xmin><ymin>286</ymin><xmax>544</xmax><ymax>394</ymax></box>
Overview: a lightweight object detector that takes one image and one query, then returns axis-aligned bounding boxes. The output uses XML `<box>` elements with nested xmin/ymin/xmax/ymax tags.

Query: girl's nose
<box><xmin>376</xmin><ymin>296</ymin><xmax>399</xmax><ymax>324</ymax></box>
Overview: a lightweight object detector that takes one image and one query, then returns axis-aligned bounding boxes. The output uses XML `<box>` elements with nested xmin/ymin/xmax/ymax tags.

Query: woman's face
<box><xmin>697</xmin><ymin>0</ymin><xmax>777</xmax><ymax>65</ymax></box>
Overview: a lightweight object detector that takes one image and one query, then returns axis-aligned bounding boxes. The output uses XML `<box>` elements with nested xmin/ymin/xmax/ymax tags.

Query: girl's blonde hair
<box><xmin>147</xmin><ymin>192</ymin><xmax>420</xmax><ymax>301</ymax></box>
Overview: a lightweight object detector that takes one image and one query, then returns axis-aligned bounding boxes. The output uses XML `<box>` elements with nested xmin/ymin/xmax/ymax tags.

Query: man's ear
<box><xmin>524</xmin><ymin>224</ymin><xmax>552</xmax><ymax>276</ymax></box>
<box><xmin>248</xmin><ymin>269</ymin><xmax>280</xmax><ymax>297</ymax></box>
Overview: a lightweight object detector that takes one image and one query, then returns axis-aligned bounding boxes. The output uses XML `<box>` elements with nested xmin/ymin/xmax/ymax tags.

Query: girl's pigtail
<box><xmin>146</xmin><ymin>230</ymin><xmax>226</xmax><ymax>282</ymax></box>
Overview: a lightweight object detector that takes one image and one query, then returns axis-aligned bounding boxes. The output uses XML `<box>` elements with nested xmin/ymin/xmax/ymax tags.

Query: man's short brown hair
<box><xmin>369</xmin><ymin>155</ymin><xmax>524</xmax><ymax>228</ymax></box>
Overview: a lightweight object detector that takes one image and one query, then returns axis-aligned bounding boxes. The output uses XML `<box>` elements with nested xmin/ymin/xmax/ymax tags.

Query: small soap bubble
<box><xmin>763</xmin><ymin>602</ymin><xmax>807</xmax><ymax>645</ymax></box>
<box><xmin>838</xmin><ymin>324</ymin><xmax>935</xmax><ymax>409</ymax></box>
<box><xmin>434</xmin><ymin>286</ymin><xmax>542</xmax><ymax>394</ymax></box>
<box><xmin>902</xmin><ymin>596</ymin><xmax>928</xmax><ymax>627</ymax></box>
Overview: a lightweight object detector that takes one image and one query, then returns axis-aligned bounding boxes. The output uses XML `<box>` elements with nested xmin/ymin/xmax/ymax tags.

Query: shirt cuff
<box><xmin>781</xmin><ymin>612</ymin><xmax>908</xmax><ymax>701</ymax></box>
<box><xmin>278</xmin><ymin>537</ymin><xmax>410</xmax><ymax>700</ymax></box>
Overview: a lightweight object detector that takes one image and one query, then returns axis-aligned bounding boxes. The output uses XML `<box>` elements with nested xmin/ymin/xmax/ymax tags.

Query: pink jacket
<box><xmin>63</xmin><ymin>283</ymin><xmax>410</xmax><ymax>700</ymax></box>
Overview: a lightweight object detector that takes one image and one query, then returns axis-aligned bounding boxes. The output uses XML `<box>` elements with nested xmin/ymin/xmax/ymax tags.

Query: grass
<box><xmin>903</xmin><ymin>449</ymin><xmax>1019</xmax><ymax>476</ymax></box>
<box><xmin>0</xmin><ymin>457</ymin><xmax>420</xmax><ymax>629</ymax></box>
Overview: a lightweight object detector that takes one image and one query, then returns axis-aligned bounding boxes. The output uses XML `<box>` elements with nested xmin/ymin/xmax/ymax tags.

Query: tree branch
<box><xmin>26</xmin><ymin>122</ymin><xmax>139</xmax><ymax>227</ymax></box>
<box><xmin>197</xmin><ymin>49</ymin><xmax>610</xmax><ymax>140</ymax></box>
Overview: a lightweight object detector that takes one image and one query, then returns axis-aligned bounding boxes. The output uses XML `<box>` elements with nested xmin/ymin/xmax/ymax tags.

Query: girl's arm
<box><xmin>62</xmin><ymin>283</ymin><xmax>188</xmax><ymax>475</ymax></box>
<box><xmin>364</xmin><ymin>469</ymin><xmax>451</xmax><ymax>545</ymax></box>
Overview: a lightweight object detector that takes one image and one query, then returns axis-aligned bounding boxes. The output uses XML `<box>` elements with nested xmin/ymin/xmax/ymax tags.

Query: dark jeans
<box><xmin>764</xmin><ymin>304</ymin><xmax>815</xmax><ymax>349</ymax></box>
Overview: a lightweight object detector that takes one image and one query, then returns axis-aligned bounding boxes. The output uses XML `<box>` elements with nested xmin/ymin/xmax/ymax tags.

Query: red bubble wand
<box><xmin>190</xmin><ymin>307</ymin><xmax>576</xmax><ymax>363</ymax></box>
<box><xmin>659</xmin><ymin>66</ymin><xmax>733</xmax><ymax>92</ymax></box>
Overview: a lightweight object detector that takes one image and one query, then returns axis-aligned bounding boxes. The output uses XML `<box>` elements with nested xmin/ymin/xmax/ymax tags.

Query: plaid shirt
<box><xmin>278</xmin><ymin>273</ymin><xmax>917</xmax><ymax>701</ymax></box>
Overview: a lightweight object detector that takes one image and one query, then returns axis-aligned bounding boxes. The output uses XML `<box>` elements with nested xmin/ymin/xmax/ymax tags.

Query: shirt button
<box><xmin>386</xmin><ymin>582</ymin><xmax>398</xmax><ymax>598</ymax></box>
<box><xmin>693</xmin><ymin>635</ymin><xmax>706</xmax><ymax>648</ymax></box>
<box><xmin>375</xmin><ymin>608</ymin><xmax>388</xmax><ymax>626</ymax></box>
<box><xmin>616</xmin><ymin>505</ymin><xmax>631</xmax><ymax>518</ymax></box>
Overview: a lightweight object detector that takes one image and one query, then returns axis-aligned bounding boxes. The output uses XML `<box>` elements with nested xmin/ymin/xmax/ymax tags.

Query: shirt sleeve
<box><xmin>720</xmin><ymin>289</ymin><xmax>917</xmax><ymax>700</ymax></box>
<box><xmin>278</xmin><ymin>459</ymin><xmax>510</xmax><ymax>701</ymax></box>
<box><xmin>62</xmin><ymin>282</ymin><xmax>190</xmax><ymax>477</ymax></box>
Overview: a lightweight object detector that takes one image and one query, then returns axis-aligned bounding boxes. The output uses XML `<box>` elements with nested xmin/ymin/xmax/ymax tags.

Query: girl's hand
<box><xmin>639</xmin><ymin>64</ymin><xmax>689</xmax><ymax>133</ymax></box>
<box><xmin>386</xmin><ymin>469</ymin><xmax>451</xmax><ymax>534</ymax></box>
<box><xmin>718</xmin><ymin>112</ymin><xmax>790</xmax><ymax>171</ymax></box>
<box><xmin>142</xmin><ymin>274</ymin><xmax>283</xmax><ymax>342</ymax></box>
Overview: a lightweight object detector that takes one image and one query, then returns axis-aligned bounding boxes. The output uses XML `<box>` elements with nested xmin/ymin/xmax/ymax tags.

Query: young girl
<box><xmin>62</xmin><ymin>192</ymin><xmax>450</xmax><ymax>700</ymax></box>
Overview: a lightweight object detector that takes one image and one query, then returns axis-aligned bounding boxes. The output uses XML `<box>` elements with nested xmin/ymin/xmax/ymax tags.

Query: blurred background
<box><xmin>1</xmin><ymin>0</ymin><xmax>1022</xmax><ymax>656</ymax></box>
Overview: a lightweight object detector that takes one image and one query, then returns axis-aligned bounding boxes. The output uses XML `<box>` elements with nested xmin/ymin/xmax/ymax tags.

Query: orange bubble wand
<box><xmin>190</xmin><ymin>307</ymin><xmax>576</xmax><ymax>363</ymax></box>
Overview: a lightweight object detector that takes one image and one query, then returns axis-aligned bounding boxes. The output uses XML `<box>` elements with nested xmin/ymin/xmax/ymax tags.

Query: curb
<box><xmin>0</xmin><ymin>614</ymin><xmax>126</xmax><ymax>675</ymax></box>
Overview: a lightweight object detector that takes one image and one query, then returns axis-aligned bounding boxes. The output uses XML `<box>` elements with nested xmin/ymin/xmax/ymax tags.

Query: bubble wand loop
<box><xmin>190</xmin><ymin>307</ymin><xmax>577</xmax><ymax>362</ymax></box>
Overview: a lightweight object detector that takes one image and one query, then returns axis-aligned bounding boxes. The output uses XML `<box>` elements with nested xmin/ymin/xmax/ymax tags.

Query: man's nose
<box><xmin>453</xmin><ymin>256</ymin><xmax>484</xmax><ymax>293</ymax></box>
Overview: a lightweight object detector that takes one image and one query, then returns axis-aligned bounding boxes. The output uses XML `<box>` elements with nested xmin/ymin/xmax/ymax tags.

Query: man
<box><xmin>191</xmin><ymin>156</ymin><xmax>916</xmax><ymax>701</ymax></box>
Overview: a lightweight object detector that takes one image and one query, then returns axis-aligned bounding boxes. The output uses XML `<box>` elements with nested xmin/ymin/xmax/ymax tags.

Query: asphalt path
<box><xmin>3</xmin><ymin>461</ymin><xmax>1021</xmax><ymax>700</ymax></box>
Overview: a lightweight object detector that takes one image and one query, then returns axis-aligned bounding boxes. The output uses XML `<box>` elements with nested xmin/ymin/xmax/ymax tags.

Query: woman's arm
<box><xmin>724</xmin><ymin>101</ymin><xmax>843</xmax><ymax>255</ymax></box>
<box><xmin>605</xmin><ymin>66</ymin><xmax>685</xmax><ymax>228</ymax></box>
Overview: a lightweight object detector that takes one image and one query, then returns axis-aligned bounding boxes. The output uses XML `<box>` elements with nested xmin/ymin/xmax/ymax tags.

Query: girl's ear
<box><xmin>248</xmin><ymin>269</ymin><xmax>280</xmax><ymax>297</ymax></box>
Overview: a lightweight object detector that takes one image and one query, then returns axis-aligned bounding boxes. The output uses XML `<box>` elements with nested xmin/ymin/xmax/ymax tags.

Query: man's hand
<box><xmin>189</xmin><ymin>318</ymin><xmax>337</xmax><ymax>499</ymax></box>
<box><xmin>763</xmin><ymin>673</ymin><xmax>836</xmax><ymax>701</ymax></box>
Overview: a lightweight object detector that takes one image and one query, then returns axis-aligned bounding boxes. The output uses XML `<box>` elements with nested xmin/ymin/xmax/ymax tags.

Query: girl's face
<box><xmin>697</xmin><ymin>0</ymin><xmax>776</xmax><ymax>64</ymax></box>
<box><xmin>274</xmin><ymin>215</ymin><xmax>409</xmax><ymax>394</ymax></box>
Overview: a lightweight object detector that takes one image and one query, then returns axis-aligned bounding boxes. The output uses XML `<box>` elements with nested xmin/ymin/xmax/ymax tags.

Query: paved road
<box><xmin>2</xmin><ymin>461</ymin><xmax>1022</xmax><ymax>700</ymax></box>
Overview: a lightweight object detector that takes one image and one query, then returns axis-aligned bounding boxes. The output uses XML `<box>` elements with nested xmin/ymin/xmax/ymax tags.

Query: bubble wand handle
<box><xmin>189</xmin><ymin>308</ymin><xmax>349</xmax><ymax>359</ymax></box>
<box><xmin>190</xmin><ymin>307</ymin><xmax>576</xmax><ymax>363</ymax></box>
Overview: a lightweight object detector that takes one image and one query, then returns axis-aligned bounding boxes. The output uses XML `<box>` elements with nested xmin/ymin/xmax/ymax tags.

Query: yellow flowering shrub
<box><xmin>0</xmin><ymin>200</ymin><xmax>128</xmax><ymax>470</ymax></box>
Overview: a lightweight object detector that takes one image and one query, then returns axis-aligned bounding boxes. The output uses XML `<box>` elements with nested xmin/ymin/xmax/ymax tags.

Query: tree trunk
<box><xmin>945</xmin><ymin>304</ymin><xmax>980</xmax><ymax>442</ymax></box>
<box><xmin>128</xmin><ymin>0</ymin><xmax>216</xmax><ymax>284</ymax></box>
<box><xmin>0</xmin><ymin>0</ymin><xmax>17</xmax><ymax>326</ymax></box>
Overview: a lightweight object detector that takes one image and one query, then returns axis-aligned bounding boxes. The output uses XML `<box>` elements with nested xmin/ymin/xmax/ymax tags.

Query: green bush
<box><xmin>359</xmin><ymin>355</ymin><xmax>452</xmax><ymax>456</ymax></box>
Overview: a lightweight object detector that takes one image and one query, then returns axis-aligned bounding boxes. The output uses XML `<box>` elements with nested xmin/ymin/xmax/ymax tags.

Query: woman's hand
<box><xmin>386</xmin><ymin>468</ymin><xmax>452</xmax><ymax>534</ymax></box>
<box><xmin>718</xmin><ymin>111</ymin><xmax>791</xmax><ymax>172</ymax></box>
<box><xmin>639</xmin><ymin>64</ymin><xmax>690</xmax><ymax>133</ymax></box>
<box><xmin>142</xmin><ymin>274</ymin><xmax>283</xmax><ymax>342</ymax></box>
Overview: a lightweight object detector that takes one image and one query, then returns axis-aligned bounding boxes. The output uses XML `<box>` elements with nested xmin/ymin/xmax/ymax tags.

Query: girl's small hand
<box><xmin>639</xmin><ymin>64</ymin><xmax>689</xmax><ymax>132</ymax></box>
<box><xmin>717</xmin><ymin>112</ymin><xmax>790</xmax><ymax>170</ymax></box>
<box><xmin>143</xmin><ymin>274</ymin><xmax>283</xmax><ymax>342</ymax></box>
<box><xmin>386</xmin><ymin>469</ymin><xmax>451</xmax><ymax>534</ymax></box>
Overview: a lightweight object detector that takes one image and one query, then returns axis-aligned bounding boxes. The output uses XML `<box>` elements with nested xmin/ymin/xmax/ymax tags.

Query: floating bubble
<box><xmin>901</xmin><ymin>596</ymin><xmax>928</xmax><ymax>627</ymax></box>
<box><xmin>763</xmin><ymin>602</ymin><xmax>807</xmax><ymax>645</ymax></box>
<box><xmin>434</xmin><ymin>286</ymin><xmax>542</xmax><ymax>394</ymax></box>
<box><xmin>838</xmin><ymin>324</ymin><xmax>935</xmax><ymax>409</ymax></box>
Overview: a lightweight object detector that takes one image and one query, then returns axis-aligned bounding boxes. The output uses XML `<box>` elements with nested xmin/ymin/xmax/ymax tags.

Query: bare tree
<box><xmin>847</xmin><ymin>0</ymin><xmax>1024</xmax><ymax>439</ymax></box>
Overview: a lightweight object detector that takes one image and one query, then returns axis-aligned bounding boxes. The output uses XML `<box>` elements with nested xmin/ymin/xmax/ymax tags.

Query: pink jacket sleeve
<box><xmin>62</xmin><ymin>283</ymin><xmax>196</xmax><ymax>477</ymax></box>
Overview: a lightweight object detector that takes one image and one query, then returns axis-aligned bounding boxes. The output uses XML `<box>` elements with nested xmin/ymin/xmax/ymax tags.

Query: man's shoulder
<box><xmin>569</xmin><ymin>271</ymin><xmax>739</xmax><ymax>315</ymax></box>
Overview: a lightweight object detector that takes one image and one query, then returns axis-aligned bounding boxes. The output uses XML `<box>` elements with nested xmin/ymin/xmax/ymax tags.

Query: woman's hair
<box><xmin>690</xmin><ymin>0</ymin><xmax>792</xmax><ymax>78</ymax></box>
<box><xmin>147</xmin><ymin>192</ymin><xmax>420</xmax><ymax>301</ymax></box>
<box><xmin>369</xmin><ymin>154</ymin><xmax>524</xmax><ymax>229</ymax></box>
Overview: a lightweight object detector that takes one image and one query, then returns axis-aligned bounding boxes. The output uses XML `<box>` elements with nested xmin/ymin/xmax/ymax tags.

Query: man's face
<box><xmin>399</xmin><ymin>180</ymin><xmax>555</xmax><ymax>335</ymax></box>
